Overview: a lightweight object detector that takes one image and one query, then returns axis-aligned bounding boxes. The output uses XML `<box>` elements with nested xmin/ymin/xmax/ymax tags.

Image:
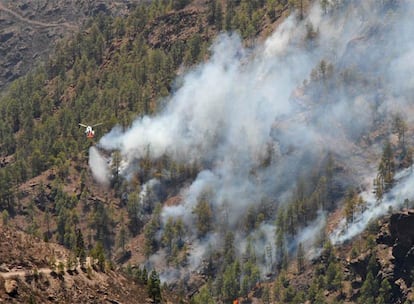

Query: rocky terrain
<box><xmin>0</xmin><ymin>225</ymin><xmax>155</xmax><ymax>303</ymax></box>
<box><xmin>375</xmin><ymin>210</ymin><xmax>414</xmax><ymax>301</ymax></box>
<box><xmin>0</xmin><ymin>0</ymin><xmax>141</xmax><ymax>92</ymax></box>
<box><xmin>2</xmin><ymin>0</ymin><xmax>414</xmax><ymax>302</ymax></box>
<box><xmin>3</xmin><ymin>208</ymin><xmax>414</xmax><ymax>303</ymax></box>
<box><xmin>332</xmin><ymin>209</ymin><xmax>414</xmax><ymax>303</ymax></box>
<box><xmin>273</xmin><ymin>209</ymin><xmax>414</xmax><ymax>304</ymax></box>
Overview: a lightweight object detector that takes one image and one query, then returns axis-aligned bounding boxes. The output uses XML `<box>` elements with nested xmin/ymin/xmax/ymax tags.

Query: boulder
<box><xmin>4</xmin><ymin>279</ymin><xmax>18</xmax><ymax>296</ymax></box>
<box><xmin>379</xmin><ymin>210</ymin><xmax>414</xmax><ymax>294</ymax></box>
<box><xmin>376</xmin><ymin>224</ymin><xmax>393</xmax><ymax>245</ymax></box>
<box><xmin>389</xmin><ymin>212</ymin><xmax>414</xmax><ymax>246</ymax></box>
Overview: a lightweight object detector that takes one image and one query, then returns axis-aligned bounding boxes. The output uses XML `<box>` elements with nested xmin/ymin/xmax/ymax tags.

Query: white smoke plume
<box><xmin>139</xmin><ymin>178</ymin><xmax>160</xmax><ymax>205</ymax></box>
<box><xmin>331</xmin><ymin>168</ymin><xmax>414</xmax><ymax>244</ymax></box>
<box><xmin>93</xmin><ymin>0</ymin><xmax>414</xmax><ymax>280</ymax></box>
<box><xmin>297</xmin><ymin>211</ymin><xmax>327</xmax><ymax>259</ymax></box>
<box><xmin>89</xmin><ymin>146</ymin><xmax>110</xmax><ymax>186</ymax></box>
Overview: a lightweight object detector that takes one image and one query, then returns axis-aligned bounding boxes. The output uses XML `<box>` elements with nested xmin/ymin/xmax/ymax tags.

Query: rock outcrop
<box><xmin>4</xmin><ymin>279</ymin><xmax>17</xmax><ymax>297</ymax></box>
<box><xmin>382</xmin><ymin>211</ymin><xmax>414</xmax><ymax>271</ymax></box>
<box><xmin>345</xmin><ymin>210</ymin><xmax>414</xmax><ymax>302</ymax></box>
<box><xmin>375</xmin><ymin>210</ymin><xmax>414</xmax><ymax>300</ymax></box>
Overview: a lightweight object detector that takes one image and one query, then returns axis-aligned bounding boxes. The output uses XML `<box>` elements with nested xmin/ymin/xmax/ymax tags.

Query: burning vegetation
<box><xmin>1</xmin><ymin>0</ymin><xmax>414</xmax><ymax>303</ymax></box>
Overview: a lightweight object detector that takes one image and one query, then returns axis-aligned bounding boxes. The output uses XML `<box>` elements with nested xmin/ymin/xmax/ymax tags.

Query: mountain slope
<box><xmin>1</xmin><ymin>0</ymin><xmax>414</xmax><ymax>303</ymax></box>
<box><xmin>0</xmin><ymin>0</ymin><xmax>142</xmax><ymax>91</ymax></box>
<box><xmin>0</xmin><ymin>225</ymin><xmax>154</xmax><ymax>304</ymax></box>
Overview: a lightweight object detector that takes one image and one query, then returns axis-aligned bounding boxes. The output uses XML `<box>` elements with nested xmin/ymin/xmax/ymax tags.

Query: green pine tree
<box><xmin>147</xmin><ymin>269</ymin><xmax>162</xmax><ymax>303</ymax></box>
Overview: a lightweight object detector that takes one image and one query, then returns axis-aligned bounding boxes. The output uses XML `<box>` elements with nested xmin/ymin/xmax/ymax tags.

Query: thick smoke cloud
<box><xmin>94</xmin><ymin>0</ymin><xmax>414</xmax><ymax>279</ymax></box>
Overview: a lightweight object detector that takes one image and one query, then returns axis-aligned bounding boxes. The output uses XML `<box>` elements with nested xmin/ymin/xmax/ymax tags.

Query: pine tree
<box><xmin>75</xmin><ymin>229</ymin><xmax>86</xmax><ymax>267</ymax></box>
<box><xmin>356</xmin><ymin>196</ymin><xmax>367</xmax><ymax>215</ymax></box>
<box><xmin>377</xmin><ymin>278</ymin><xmax>392</xmax><ymax>304</ymax></box>
<box><xmin>367</xmin><ymin>254</ymin><xmax>379</xmax><ymax>276</ymax></box>
<box><xmin>90</xmin><ymin>241</ymin><xmax>106</xmax><ymax>271</ymax></box>
<box><xmin>392</xmin><ymin>113</ymin><xmax>407</xmax><ymax>149</ymax></box>
<box><xmin>359</xmin><ymin>271</ymin><xmax>378</xmax><ymax>304</ymax></box>
<box><xmin>147</xmin><ymin>269</ymin><xmax>162</xmax><ymax>303</ymax></box>
<box><xmin>192</xmin><ymin>285</ymin><xmax>215</xmax><ymax>304</ymax></box>
<box><xmin>320</xmin><ymin>0</ymin><xmax>329</xmax><ymax>14</ymax></box>
<box><xmin>375</xmin><ymin>141</ymin><xmax>395</xmax><ymax>200</ymax></box>
<box><xmin>325</xmin><ymin>261</ymin><xmax>342</xmax><ymax>291</ymax></box>
<box><xmin>373</xmin><ymin>176</ymin><xmax>384</xmax><ymax>202</ymax></box>
<box><xmin>297</xmin><ymin>242</ymin><xmax>305</xmax><ymax>273</ymax></box>
<box><xmin>223</xmin><ymin>231</ymin><xmax>235</xmax><ymax>266</ymax></box>
<box><xmin>141</xmin><ymin>267</ymin><xmax>148</xmax><ymax>284</ymax></box>
<box><xmin>222</xmin><ymin>261</ymin><xmax>240</xmax><ymax>301</ymax></box>
<box><xmin>207</xmin><ymin>0</ymin><xmax>217</xmax><ymax>25</ymax></box>
<box><xmin>215</xmin><ymin>1</ymin><xmax>223</xmax><ymax>30</ymax></box>
<box><xmin>344</xmin><ymin>189</ymin><xmax>357</xmax><ymax>224</ymax></box>
<box><xmin>118</xmin><ymin>224</ymin><xmax>127</xmax><ymax>253</ymax></box>
<box><xmin>275</xmin><ymin>228</ymin><xmax>287</xmax><ymax>270</ymax></box>
<box><xmin>2</xmin><ymin>210</ymin><xmax>9</xmax><ymax>226</ymax></box>
<box><xmin>126</xmin><ymin>190</ymin><xmax>142</xmax><ymax>236</ymax></box>
<box><xmin>314</xmin><ymin>290</ymin><xmax>327</xmax><ymax>304</ymax></box>
<box><xmin>262</xmin><ymin>285</ymin><xmax>271</xmax><ymax>304</ymax></box>
<box><xmin>193</xmin><ymin>198</ymin><xmax>212</xmax><ymax>237</ymax></box>
<box><xmin>240</xmin><ymin>275</ymin><xmax>249</xmax><ymax>298</ymax></box>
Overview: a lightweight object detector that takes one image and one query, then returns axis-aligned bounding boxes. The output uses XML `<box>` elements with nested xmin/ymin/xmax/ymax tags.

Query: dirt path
<box><xmin>0</xmin><ymin>1</ymin><xmax>77</xmax><ymax>30</ymax></box>
<box><xmin>0</xmin><ymin>268</ymin><xmax>52</xmax><ymax>279</ymax></box>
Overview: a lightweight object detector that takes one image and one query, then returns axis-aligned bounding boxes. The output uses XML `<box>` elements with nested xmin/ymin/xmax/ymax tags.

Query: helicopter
<box><xmin>79</xmin><ymin>123</ymin><xmax>103</xmax><ymax>139</ymax></box>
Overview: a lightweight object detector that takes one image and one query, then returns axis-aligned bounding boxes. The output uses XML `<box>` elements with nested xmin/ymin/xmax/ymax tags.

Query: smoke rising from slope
<box><xmin>331</xmin><ymin>168</ymin><xmax>414</xmax><ymax>244</ymax></box>
<box><xmin>89</xmin><ymin>147</ymin><xmax>110</xmax><ymax>185</ymax></box>
<box><xmin>94</xmin><ymin>0</ymin><xmax>414</xmax><ymax>278</ymax></box>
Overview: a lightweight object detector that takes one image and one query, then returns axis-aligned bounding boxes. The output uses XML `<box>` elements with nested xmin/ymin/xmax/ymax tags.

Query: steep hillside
<box><xmin>0</xmin><ymin>0</ymin><xmax>299</xmax><ymax>302</ymax></box>
<box><xmin>1</xmin><ymin>0</ymin><xmax>414</xmax><ymax>303</ymax></box>
<box><xmin>0</xmin><ymin>0</ymin><xmax>141</xmax><ymax>91</ymax></box>
<box><xmin>256</xmin><ymin>209</ymin><xmax>414</xmax><ymax>304</ymax></box>
<box><xmin>0</xmin><ymin>225</ymin><xmax>159</xmax><ymax>304</ymax></box>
